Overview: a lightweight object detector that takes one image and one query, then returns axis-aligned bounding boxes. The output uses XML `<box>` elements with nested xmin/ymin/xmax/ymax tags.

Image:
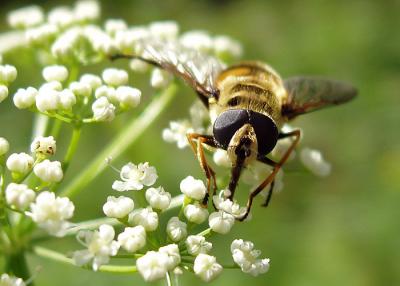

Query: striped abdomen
<box><xmin>212</xmin><ymin>61</ymin><xmax>287</xmax><ymax>127</ymax></box>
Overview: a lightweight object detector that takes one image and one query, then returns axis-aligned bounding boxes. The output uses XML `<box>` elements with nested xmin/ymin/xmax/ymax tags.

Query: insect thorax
<box><xmin>210</xmin><ymin>61</ymin><xmax>287</xmax><ymax>128</ymax></box>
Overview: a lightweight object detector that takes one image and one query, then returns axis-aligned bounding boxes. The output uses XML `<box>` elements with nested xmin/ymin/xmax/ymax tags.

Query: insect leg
<box><xmin>186</xmin><ymin>133</ymin><xmax>218</xmax><ymax>205</ymax></box>
<box><xmin>261</xmin><ymin>180</ymin><xmax>275</xmax><ymax>207</ymax></box>
<box><xmin>256</xmin><ymin>156</ymin><xmax>278</xmax><ymax>207</ymax></box>
<box><xmin>238</xmin><ymin>129</ymin><xmax>301</xmax><ymax>221</ymax></box>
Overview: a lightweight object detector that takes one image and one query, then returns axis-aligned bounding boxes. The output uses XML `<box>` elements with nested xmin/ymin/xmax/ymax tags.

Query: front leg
<box><xmin>238</xmin><ymin>129</ymin><xmax>301</xmax><ymax>221</ymax></box>
<box><xmin>186</xmin><ymin>133</ymin><xmax>218</xmax><ymax>205</ymax></box>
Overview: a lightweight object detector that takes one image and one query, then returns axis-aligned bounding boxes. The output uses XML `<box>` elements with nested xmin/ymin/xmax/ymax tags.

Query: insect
<box><xmin>111</xmin><ymin>39</ymin><xmax>357</xmax><ymax>221</ymax></box>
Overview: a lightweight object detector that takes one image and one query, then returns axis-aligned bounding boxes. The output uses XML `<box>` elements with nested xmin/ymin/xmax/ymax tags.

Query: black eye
<box><xmin>227</xmin><ymin>97</ymin><xmax>240</xmax><ymax>107</ymax></box>
<box><xmin>213</xmin><ymin>109</ymin><xmax>249</xmax><ymax>149</ymax></box>
<box><xmin>248</xmin><ymin>111</ymin><xmax>278</xmax><ymax>156</ymax></box>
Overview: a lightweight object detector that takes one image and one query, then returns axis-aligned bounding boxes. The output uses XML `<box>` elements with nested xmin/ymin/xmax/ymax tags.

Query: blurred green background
<box><xmin>1</xmin><ymin>0</ymin><xmax>400</xmax><ymax>285</ymax></box>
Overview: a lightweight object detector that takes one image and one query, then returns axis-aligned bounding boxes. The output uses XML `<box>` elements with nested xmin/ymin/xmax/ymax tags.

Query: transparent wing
<box><xmin>121</xmin><ymin>38</ymin><xmax>225</xmax><ymax>106</ymax></box>
<box><xmin>282</xmin><ymin>76</ymin><xmax>357</xmax><ymax>120</ymax></box>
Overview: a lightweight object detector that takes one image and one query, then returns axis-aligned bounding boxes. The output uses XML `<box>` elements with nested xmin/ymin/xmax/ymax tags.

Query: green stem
<box><xmin>62</xmin><ymin>127</ymin><xmax>82</xmax><ymax>173</ymax></box>
<box><xmin>32</xmin><ymin>246</ymin><xmax>137</xmax><ymax>274</ymax></box>
<box><xmin>166</xmin><ymin>271</ymin><xmax>179</xmax><ymax>286</ymax></box>
<box><xmin>196</xmin><ymin>228</ymin><xmax>212</xmax><ymax>237</ymax></box>
<box><xmin>59</xmin><ymin>83</ymin><xmax>178</xmax><ymax>198</ymax></box>
<box><xmin>5</xmin><ymin>251</ymin><xmax>31</xmax><ymax>281</ymax></box>
<box><xmin>49</xmin><ymin>119</ymin><xmax>63</xmax><ymax>138</ymax></box>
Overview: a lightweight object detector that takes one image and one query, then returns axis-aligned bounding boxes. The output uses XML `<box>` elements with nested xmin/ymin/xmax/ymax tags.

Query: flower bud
<box><xmin>0</xmin><ymin>137</ymin><xmax>9</xmax><ymax>156</ymax></box>
<box><xmin>33</xmin><ymin>159</ymin><xmax>63</xmax><ymax>182</ymax></box>
<box><xmin>5</xmin><ymin>183</ymin><xmax>36</xmax><ymax>210</ymax></box>
<box><xmin>6</xmin><ymin>152</ymin><xmax>34</xmax><ymax>174</ymax></box>
<box><xmin>166</xmin><ymin>217</ymin><xmax>187</xmax><ymax>242</ymax></box>
<box><xmin>180</xmin><ymin>176</ymin><xmax>206</xmax><ymax>201</ymax></box>
<box><xmin>103</xmin><ymin>196</ymin><xmax>134</xmax><ymax>218</ymax></box>
<box><xmin>42</xmin><ymin>65</ymin><xmax>69</xmax><ymax>82</ymax></box>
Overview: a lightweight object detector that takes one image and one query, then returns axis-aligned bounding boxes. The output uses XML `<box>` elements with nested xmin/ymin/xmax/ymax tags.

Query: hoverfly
<box><xmin>111</xmin><ymin>38</ymin><xmax>357</xmax><ymax>221</ymax></box>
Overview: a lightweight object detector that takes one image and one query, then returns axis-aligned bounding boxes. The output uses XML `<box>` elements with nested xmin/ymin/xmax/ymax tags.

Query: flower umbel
<box><xmin>112</xmin><ymin>162</ymin><xmax>158</xmax><ymax>191</ymax></box>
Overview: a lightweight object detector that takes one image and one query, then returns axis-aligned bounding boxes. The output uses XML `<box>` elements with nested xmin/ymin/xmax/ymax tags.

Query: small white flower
<box><xmin>27</xmin><ymin>191</ymin><xmax>74</xmax><ymax>236</ymax></box>
<box><xmin>83</xmin><ymin>25</ymin><xmax>118</xmax><ymax>54</ymax></box>
<box><xmin>150</xmin><ymin>68</ymin><xmax>171</xmax><ymax>89</ymax></box>
<box><xmin>213</xmin><ymin>195</ymin><xmax>246</xmax><ymax>217</ymax></box>
<box><xmin>0</xmin><ymin>137</ymin><xmax>9</xmax><ymax>156</ymax></box>
<box><xmin>115</xmin><ymin>27</ymin><xmax>150</xmax><ymax>53</ymax></box>
<box><xmin>42</xmin><ymin>65</ymin><xmax>69</xmax><ymax>82</ymax></box>
<box><xmin>162</xmin><ymin>120</ymin><xmax>194</xmax><ymax>149</ymax></box>
<box><xmin>0</xmin><ymin>65</ymin><xmax>17</xmax><ymax>84</ymax></box>
<box><xmin>30</xmin><ymin>136</ymin><xmax>56</xmax><ymax>156</ymax></box>
<box><xmin>105</xmin><ymin>19</ymin><xmax>127</xmax><ymax>35</ymax></box>
<box><xmin>74</xmin><ymin>0</ymin><xmax>100</xmax><ymax>22</ymax></box>
<box><xmin>180</xmin><ymin>176</ymin><xmax>206</xmax><ymax>201</ymax></box>
<box><xmin>39</xmin><ymin>81</ymin><xmax>62</xmax><ymax>92</ymax></box>
<box><xmin>80</xmin><ymin>74</ymin><xmax>102</xmax><ymax>90</ymax></box>
<box><xmin>166</xmin><ymin>216</ymin><xmax>187</xmax><ymax>242</ymax></box>
<box><xmin>94</xmin><ymin>85</ymin><xmax>117</xmax><ymax>101</ymax></box>
<box><xmin>213</xmin><ymin>149</ymin><xmax>231</xmax><ymax>167</ymax></box>
<box><xmin>36</xmin><ymin>88</ymin><xmax>60</xmax><ymax>112</ymax></box>
<box><xmin>129</xmin><ymin>207</ymin><xmax>159</xmax><ymax>232</ymax></box>
<box><xmin>51</xmin><ymin>28</ymin><xmax>81</xmax><ymax>58</ymax></box>
<box><xmin>231</xmin><ymin>239</ymin><xmax>270</xmax><ymax>276</ymax></box>
<box><xmin>7</xmin><ymin>5</ymin><xmax>44</xmax><ymax>28</ymax></box>
<box><xmin>13</xmin><ymin>87</ymin><xmax>37</xmax><ymax>109</ymax></box>
<box><xmin>115</xmin><ymin>86</ymin><xmax>141</xmax><ymax>108</ymax></box>
<box><xmin>145</xmin><ymin>186</ymin><xmax>171</xmax><ymax>211</ymax></box>
<box><xmin>208</xmin><ymin>210</ymin><xmax>235</xmax><ymax>234</ymax></box>
<box><xmin>300</xmin><ymin>147</ymin><xmax>331</xmax><ymax>177</ymax></box>
<box><xmin>129</xmin><ymin>59</ymin><xmax>149</xmax><ymax>73</ymax></box>
<box><xmin>102</xmin><ymin>68</ymin><xmax>128</xmax><ymax>86</ymax></box>
<box><xmin>0</xmin><ymin>85</ymin><xmax>8</xmax><ymax>103</ymax></box>
<box><xmin>92</xmin><ymin>97</ymin><xmax>116</xmax><ymax>122</ymax></box>
<box><xmin>136</xmin><ymin>251</ymin><xmax>169</xmax><ymax>282</ymax></box>
<box><xmin>185</xmin><ymin>235</ymin><xmax>212</xmax><ymax>256</ymax></box>
<box><xmin>73</xmin><ymin>224</ymin><xmax>120</xmax><ymax>271</ymax></box>
<box><xmin>0</xmin><ymin>273</ymin><xmax>26</xmax><ymax>286</ymax></box>
<box><xmin>47</xmin><ymin>7</ymin><xmax>76</xmax><ymax>28</ymax></box>
<box><xmin>180</xmin><ymin>31</ymin><xmax>213</xmax><ymax>52</ymax></box>
<box><xmin>193</xmin><ymin>253</ymin><xmax>223</xmax><ymax>282</ymax></box>
<box><xmin>6</xmin><ymin>152</ymin><xmax>34</xmax><ymax>174</ymax></box>
<box><xmin>184</xmin><ymin>203</ymin><xmax>208</xmax><ymax>224</ymax></box>
<box><xmin>5</xmin><ymin>183</ymin><xmax>36</xmax><ymax>210</ymax></box>
<box><xmin>25</xmin><ymin>23</ymin><xmax>59</xmax><ymax>45</ymax></box>
<box><xmin>117</xmin><ymin>225</ymin><xmax>146</xmax><ymax>253</ymax></box>
<box><xmin>33</xmin><ymin>159</ymin><xmax>63</xmax><ymax>183</ymax></box>
<box><xmin>149</xmin><ymin>21</ymin><xmax>179</xmax><ymax>40</ymax></box>
<box><xmin>213</xmin><ymin>35</ymin><xmax>242</xmax><ymax>58</ymax></box>
<box><xmin>112</xmin><ymin>162</ymin><xmax>158</xmax><ymax>192</ymax></box>
<box><xmin>159</xmin><ymin>244</ymin><xmax>181</xmax><ymax>270</ymax></box>
<box><xmin>103</xmin><ymin>196</ymin><xmax>134</xmax><ymax>219</ymax></box>
<box><xmin>58</xmin><ymin>89</ymin><xmax>77</xmax><ymax>110</ymax></box>
<box><xmin>69</xmin><ymin>81</ymin><xmax>92</xmax><ymax>97</ymax></box>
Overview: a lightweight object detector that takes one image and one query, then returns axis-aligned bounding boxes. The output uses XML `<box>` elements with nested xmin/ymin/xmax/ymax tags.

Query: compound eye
<box><xmin>249</xmin><ymin>111</ymin><xmax>279</xmax><ymax>156</ymax></box>
<box><xmin>213</xmin><ymin>109</ymin><xmax>249</xmax><ymax>149</ymax></box>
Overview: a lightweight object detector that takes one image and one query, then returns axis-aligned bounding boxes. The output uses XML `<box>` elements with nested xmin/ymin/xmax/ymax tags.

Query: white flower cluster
<box><xmin>7</xmin><ymin>0</ymin><xmax>241</xmax><ymax>70</ymax></box>
<box><xmin>0</xmin><ymin>64</ymin><xmax>17</xmax><ymax>104</ymax></box>
<box><xmin>180</xmin><ymin>30</ymin><xmax>242</xmax><ymax>59</ymax></box>
<box><xmin>12</xmin><ymin>65</ymin><xmax>141</xmax><ymax>123</ymax></box>
<box><xmin>1</xmin><ymin>136</ymin><xmax>74</xmax><ymax>236</ymax></box>
<box><xmin>71</xmin><ymin>161</ymin><xmax>237</xmax><ymax>282</ymax></box>
<box><xmin>231</xmin><ymin>239</ymin><xmax>270</xmax><ymax>276</ymax></box>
